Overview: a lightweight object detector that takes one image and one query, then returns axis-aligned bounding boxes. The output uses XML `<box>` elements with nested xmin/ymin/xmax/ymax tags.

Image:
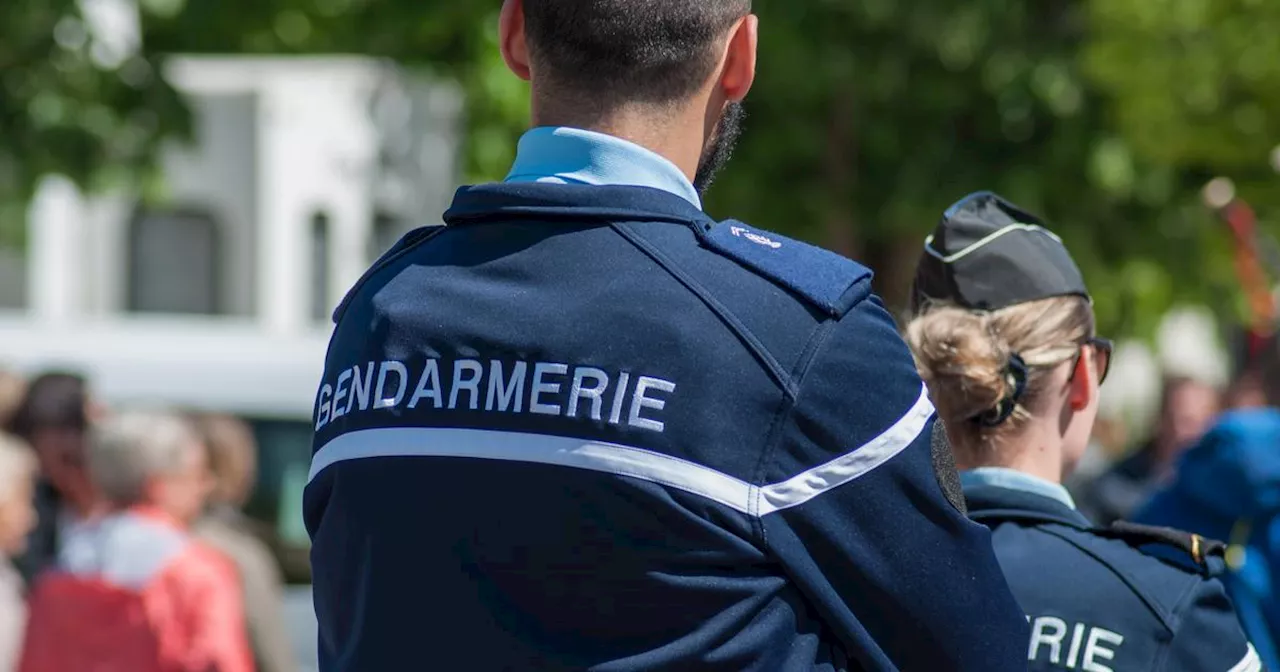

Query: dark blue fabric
<box><xmin>1073</xmin><ymin>443</ymin><xmax>1160</xmax><ymax>526</ymax></box>
<box><xmin>1134</xmin><ymin>408</ymin><xmax>1280</xmax><ymax>670</ymax></box>
<box><xmin>1222</xmin><ymin>565</ymin><xmax>1280</xmax><ymax>672</ymax></box>
<box><xmin>15</xmin><ymin>480</ymin><xmax>64</xmax><ymax>584</ymax></box>
<box><xmin>969</xmin><ymin>483</ymin><xmax>1256</xmax><ymax>671</ymax></box>
<box><xmin>306</xmin><ymin>183</ymin><xmax>1029</xmax><ymax>671</ymax></box>
<box><xmin>699</xmin><ymin>220</ymin><xmax>872</xmax><ymax>317</ymax></box>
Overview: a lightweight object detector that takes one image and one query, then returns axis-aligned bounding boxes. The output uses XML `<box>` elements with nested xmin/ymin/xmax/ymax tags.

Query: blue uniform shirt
<box><xmin>505</xmin><ymin>126</ymin><xmax>703</xmax><ymax>208</ymax></box>
<box><xmin>963</xmin><ymin>467</ymin><xmax>1078</xmax><ymax>509</ymax></box>
<box><xmin>306</xmin><ymin>127</ymin><xmax>1029</xmax><ymax>671</ymax></box>
<box><xmin>965</xmin><ymin>469</ymin><xmax>1260</xmax><ymax>672</ymax></box>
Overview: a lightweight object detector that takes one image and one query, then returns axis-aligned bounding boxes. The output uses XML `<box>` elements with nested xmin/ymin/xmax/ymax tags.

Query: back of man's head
<box><xmin>88</xmin><ymin>410</ymin><xmax>199</xmax><ymax>509</ymax></box>
<box><xmin>188</xmin><ymin>412</ymin><xmax>258</xmax><ymax>508</ymax></box>
<box><xmin>6</xmin><ymin>372</ymin><xmax>88</xmax><ymax>441</ymax></box>
<box><xmin>522</xmin><ymin>0</ymin><xmax>752</xmax><ymax>107</ymax></box>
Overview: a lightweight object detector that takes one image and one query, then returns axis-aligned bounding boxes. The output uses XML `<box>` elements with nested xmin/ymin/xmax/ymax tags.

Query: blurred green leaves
<box><xmin>0</xmin><ymin>0</ymin><xmax>188</xmax><ymax>246</ymax></box>
<box><xmin>2</xmin><ymin>0</ymin><xmax>1279</xmax><ymax>340</ymax></box>
<box><xmin>1084</xmin><ymin>0</ymin><xmax>1280</xmax><ymax>171</ymax></box>
<box><xmin>1082</xmin><ymin>0</ymin><xmax>1280</xmax><ymax>334</ymax></box>
<box><xmin>701</xmin><ymin>0</ymin><xmax>1280</xmax><ymax>335</ymax></box>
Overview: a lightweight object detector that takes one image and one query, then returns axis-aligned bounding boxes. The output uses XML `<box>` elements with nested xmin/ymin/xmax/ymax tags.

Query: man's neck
<box><xmin>531</xmin><ymin>100</ymin><xmax>707</xmax><ymax>183</ymax></box>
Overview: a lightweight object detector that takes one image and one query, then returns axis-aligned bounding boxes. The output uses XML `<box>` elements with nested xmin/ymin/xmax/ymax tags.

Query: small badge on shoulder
<box><xmin>729</xmin><ymin>225</ymin><xmax>782</xmax><ymax>249</ymax></box>
<box><xmin>698</xmin><ymin>220</ymin><xmax>873</xmax><ymax>318</ymax></box>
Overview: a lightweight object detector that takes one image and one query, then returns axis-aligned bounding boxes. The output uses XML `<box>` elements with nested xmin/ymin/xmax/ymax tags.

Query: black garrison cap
<box><xmin>911</xmin><ymin>191</ymin><xmax>1089</xmax><ymax>312</ymax></box>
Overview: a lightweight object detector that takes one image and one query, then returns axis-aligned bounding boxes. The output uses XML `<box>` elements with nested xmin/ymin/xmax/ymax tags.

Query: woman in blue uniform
<box><xmin>906</xmin><ymin>191</ymin><xmax>1260</xmax><ymax>672</ymax></box>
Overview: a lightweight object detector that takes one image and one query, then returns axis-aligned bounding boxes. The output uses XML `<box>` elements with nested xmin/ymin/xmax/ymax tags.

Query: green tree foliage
<box><xmin>707</xmin><ymin>0</ymin><xmax>1254</xmax><ymax>331</ymax></box>
<box><xmin>0</xmin><ymin>0</ymin><xmax>188</xmax><ymax>247</ymax></box>
<box><xmin>1085</xmin><ymin>0</ymin><xmax>1280</xmax><ymax>178</ymax></box>
<box><xmin>1080</xmin><ymin>0</ymin><xmax>1280</xmax><ymax>335</ymax></box>
<box><xmin>5</xmin><ymin>0</ymin><xmax>1280</xmax><ymax>337</ymax></box>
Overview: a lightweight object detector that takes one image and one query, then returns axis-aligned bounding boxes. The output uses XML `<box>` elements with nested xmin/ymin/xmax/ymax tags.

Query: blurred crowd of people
<box><xmin>1063</xmin><ymin>351</ymin><xmax>1280</xmax><ymax>664</ymax></box>
<box><xmin>1072</xmin><ymin>375</ymin><xmax>1224</xmax><ymax>525</ymax></box>
<box><xmin>1066</xmin><ymin>363</ymin><xmax>1276</xmax><ymax>526</ymax></box>
<box><xmin>0</xmin><ymin>368</ymin><xmax>296</xmax><ymax>672</ymax></box>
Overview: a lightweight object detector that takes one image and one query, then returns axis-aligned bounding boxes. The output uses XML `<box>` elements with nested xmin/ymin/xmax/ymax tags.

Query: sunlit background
<box><xmin>3</xmin><ymin>0</ymin><xmax>1280</xmax><ymax>669</ymax></box>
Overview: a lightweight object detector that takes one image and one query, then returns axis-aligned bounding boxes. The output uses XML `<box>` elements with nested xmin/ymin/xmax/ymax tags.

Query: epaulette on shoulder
<box><xmin>1096</xmin><ymin>521</ymin><xmax>1227</xmax><ymax>574</ymax></box>
<box><xmin>332</xmin><ymin>225</ymin><xmax>445</xmax><ymax>325</ymax></box>
<box><xmin>697</xmin><ymin>219</ymin><xmax>873</xmax><ymax>318</ymax></box>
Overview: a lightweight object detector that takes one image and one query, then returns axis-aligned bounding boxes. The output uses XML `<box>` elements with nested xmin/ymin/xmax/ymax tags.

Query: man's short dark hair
<box><xmin>523</xmin><ymin>0</ymin><xmax>752</xmax><ymax>106</ymax></box>
<box><xmin>1157</xmin><ymin>375</ymin><xmax>1215</xmax><ymax>413</ymax></box>
<box><xmin>6</xmin><ymin>371</ymin><xmax>89</xmax><ymax>440</ymax></box>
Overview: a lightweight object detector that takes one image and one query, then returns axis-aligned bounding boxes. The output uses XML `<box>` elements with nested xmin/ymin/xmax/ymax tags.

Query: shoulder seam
<box><xmin>1164</xmin><ymin>567</ymin><xmax>1216</xmax><ymax>651</ymax></box>
<box><xmin>610</xmin><ymin>221</ymin><xmax>800</xmax><ymax>398</ymax></box>
<box><xmin>749</xmin><ymin>319</ymin><xmax>839</xmax><ymax>547</ymax></box>
<box><xmin>332</xmin><ymin>226</ymin><xmax>447</xmax><ymax>325</ymax></box>
<box><xmin>698</xmin><ymin>219</ymin><xmax>874</xmax><ymax>317</ymax></box>
<box><xmin>1037</xmin><ymin>524</ymin><xmax>1178</xmax><ymax>633</ymax></box>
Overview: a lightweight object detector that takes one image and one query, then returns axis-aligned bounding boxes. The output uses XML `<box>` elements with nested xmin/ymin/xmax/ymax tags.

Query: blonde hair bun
<box><xmin>907</xmin><ymin>306</ymin><xmax>1013</xmax><ymax>424</ymax></box>
<box><xmin>906</xmin><ymin>296</ymin><xmax>1095</xmax><ymax>452</ymax></box>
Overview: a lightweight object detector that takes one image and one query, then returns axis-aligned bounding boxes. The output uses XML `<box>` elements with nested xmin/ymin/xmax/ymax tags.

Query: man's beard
<box><xmin>693</xmin><ymin>102</ymin><xmax>746</xmax><ymax>195</ymax></box>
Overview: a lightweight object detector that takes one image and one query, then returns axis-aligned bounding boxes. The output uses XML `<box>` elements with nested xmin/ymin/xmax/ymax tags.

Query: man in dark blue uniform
<box><xmin>305</xmin><ymin>1</ymin><xmax>1029</xmax><ymax>669</ymax></box>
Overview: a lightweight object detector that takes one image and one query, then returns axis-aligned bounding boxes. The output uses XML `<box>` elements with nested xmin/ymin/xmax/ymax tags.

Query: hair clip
<box><xmin>972</xmin><ymin>352</ymin><xmax>1028</xmax><ymax>428</ymax></box>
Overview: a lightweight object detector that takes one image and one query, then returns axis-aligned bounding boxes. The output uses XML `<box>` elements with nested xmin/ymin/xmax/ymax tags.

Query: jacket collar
<box><xmin>960</xmin><ymin>467</ymin><xmax>1077</xmax><ymax>509</ymax></box>
<box><xmin>964</xmin><ymin>482</ymin><xmax>1094</xmax><ymax>530</ymax></box>
<box><xmin>443</xmin><ymin>182</ymin><xmax>714</xmax><ymax>228</ymax></box>
<box><xmin>505</xmin><ymin>127</ymin><xmax>702</xmax><ymax>209</ymax></box>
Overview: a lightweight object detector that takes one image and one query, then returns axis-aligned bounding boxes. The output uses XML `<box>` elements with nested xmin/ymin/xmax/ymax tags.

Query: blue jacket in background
<box><xmin>968</xmin><ymin>482</ymin><xmax>1260</xmax><ymax>671</ymax></box>
<box><xmin>1135</xmin><ymin>408</ymin><xmax>1280</xmax><ymax>669</ymax></box>
<box><xmin>304</xmin><ymin>181</ymin><xmax>1030</xmax><ymax>671</ymax></box>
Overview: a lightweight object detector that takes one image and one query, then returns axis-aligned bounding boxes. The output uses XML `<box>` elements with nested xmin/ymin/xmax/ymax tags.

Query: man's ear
<box><xmin>499</xmin><ymin>0</ymin><xmax>532</xmax><ymax>82</ymax></box>
<box><xmin>718</xmin><ymin>14</ymin><xmax>757</xmax><ymax>102</ymax></box>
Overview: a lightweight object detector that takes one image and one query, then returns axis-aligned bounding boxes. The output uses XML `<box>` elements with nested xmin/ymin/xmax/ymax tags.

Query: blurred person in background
<box><xmin>20</xmin><ymin>410</ymin><xmax>253</xmax><ymax>672</ymax></box>
<box><xmin>1063</xmin><ymin>404</ymin><xmax>1128</xmax><ymax>496</ymax></box>
<box><xmin>1076</xmin><ymin>375</ymin><xmax>1221</xmax><ymax>525</ymax></box>
<box><xmin>1133</xmin><ymin>339</ymin><xmax>1280</xmax><ymax>671</ymax></box>
<box><xmin>1226</xmin><ymin>369</ymin><xmax>1268</xmax><ymax>410</ymax></box>
<box><xmin>4</xmin><ymin>372</ymin><xmax>102</xmax><ymax>584</ymax></box>
<box><xmin>1224</xmin><ymin>331</ymin><xmax>1271</xmax><ymax>411</ymax></box>
<box><xmin>0</xmin><ymin>435</ymin><xmax>37</xmax><ymax>672</ymax></box>
<box><xmin>190</xmin><ymin>412</ymin><xmax>296</xmax><ymax>672</ymax></box>
<box><xmin>908</xmin><ymin>192</ymin><xmax>1259</xmax><ymax>671</ymax></box>
<box><xmin>0</xmin><ymin>371</ymin><xmax>25</xmax><ymax>432</ymax></box>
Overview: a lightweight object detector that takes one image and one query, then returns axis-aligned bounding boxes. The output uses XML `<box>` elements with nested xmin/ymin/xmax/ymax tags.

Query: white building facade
<box><xmin>3</xmin><ymin>56</ymin><xmax>463</xmax><ymax>418</ymax></box>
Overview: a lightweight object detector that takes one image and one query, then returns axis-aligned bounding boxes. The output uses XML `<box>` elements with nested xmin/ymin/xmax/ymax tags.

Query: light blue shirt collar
<box><xmin>504</xmin><ymin>126</ymin><xmax>702</xmax><ymax>209</ymax></box>
<box><xmin>960</xmin><ymin>467</ymin><xmax>1077</xmax><ymax>510</ymax></box>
